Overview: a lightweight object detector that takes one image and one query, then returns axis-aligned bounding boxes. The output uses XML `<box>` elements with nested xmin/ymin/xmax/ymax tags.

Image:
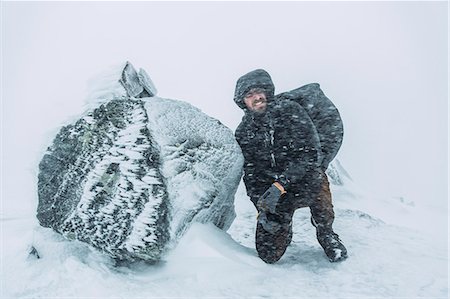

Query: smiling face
<box><xmin>243</xmin><ymin>89</ymin><xmax>268</xmax><ymax>113</ymax></box>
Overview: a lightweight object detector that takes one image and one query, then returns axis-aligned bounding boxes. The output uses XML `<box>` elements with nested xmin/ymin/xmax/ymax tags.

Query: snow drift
<box><xmin>36</xmin><ymin>62</ymin><xmax>244</xmax><ymax>262</ymax></box>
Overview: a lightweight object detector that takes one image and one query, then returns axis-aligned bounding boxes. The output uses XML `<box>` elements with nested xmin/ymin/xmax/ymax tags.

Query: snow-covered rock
<box><xmin>326</xmin><ymin>159</ymin><xmax>352</xmax><ymax>186</ymax></box>
<box><xmin>37</xmin><ymin>62</ymin><xmax>244</xmax><ymax>262</ymax></box>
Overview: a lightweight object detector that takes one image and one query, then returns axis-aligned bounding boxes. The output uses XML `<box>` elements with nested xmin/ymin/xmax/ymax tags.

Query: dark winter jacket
<box><xmin>234</xmin><ymin>69</ymin><xmax>324</xmax><ymax>200</ymax></box>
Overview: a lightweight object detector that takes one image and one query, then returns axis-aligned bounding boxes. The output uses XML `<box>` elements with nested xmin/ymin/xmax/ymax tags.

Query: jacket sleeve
<box><xmin>277</xmin><ymin>102</ymin><xmax>323</xmax><ymax>187</ymax></box>
<box><xmin>235</xmin><ymin>121</ymin><xmax>264</xmax><ymax>199</ymax></box>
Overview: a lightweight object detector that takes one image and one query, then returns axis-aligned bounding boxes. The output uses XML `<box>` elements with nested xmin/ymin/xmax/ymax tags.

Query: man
<box><xmin>234</xmin><ymin>69</ymin><xmax>347</xmax><ymax>264</ymax></box>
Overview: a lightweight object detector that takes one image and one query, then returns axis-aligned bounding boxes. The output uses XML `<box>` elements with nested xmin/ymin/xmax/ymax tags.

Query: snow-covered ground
<box><xmin>1</xmin><ymin>62</ymin><xmax>447</xmax><ymax>299</ymax></box>
<box><xmin>2</xmin><ymin>175</ymin><xmax>447</xmax><ymax>298</ymax></box>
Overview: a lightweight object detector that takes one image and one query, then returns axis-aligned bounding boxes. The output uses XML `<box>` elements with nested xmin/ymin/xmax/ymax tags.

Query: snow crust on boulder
<box><xmin>85</xmin><ymin>61</ymin><xmax>157</xmax><ymax>107</ymax></box>
<box><xmin>145</xmin><ymin>98</ymin><xmax>243</xmax><ymax>241</ymax></box>
<box><xmin>326</xmin><ymin>159</ymin><xmax>352</xmax><ymax>186</ymax></box>
<box><xmin>37</xmin><ymin>62</ymin><xmax>243</xmax><ymax>262</ymax></box>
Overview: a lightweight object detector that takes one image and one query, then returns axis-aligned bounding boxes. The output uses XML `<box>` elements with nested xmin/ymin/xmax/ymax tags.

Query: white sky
<box><xmin>1</xmin><ymin>1</ymin><xmax>448</xmax><ymax>216</ymax></box>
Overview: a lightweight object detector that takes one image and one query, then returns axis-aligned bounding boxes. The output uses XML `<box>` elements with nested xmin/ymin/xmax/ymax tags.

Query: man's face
<box><xmin>244</xmin><ymin>89</ymin><xmax>267</xmax><ymax>113</ymax></box>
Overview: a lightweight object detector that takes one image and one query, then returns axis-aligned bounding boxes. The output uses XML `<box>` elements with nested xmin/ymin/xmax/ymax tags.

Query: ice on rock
<box><xmin>37</xmin><ymin>62</ymin><xmax>243</xmax><ymax>262</ymax></box>
<box><xmin>85</xmin><ymin>61</ymin><xmax>157</xmax><ymax>109</ymax></box>
<box><xmin>326</xmin><ymin>159</ymin><xmax>352</xmax><ymax>186</ymax></box>
<box><xmin>119</xmin><ymin>62</ymin><xmax>157</xmax><ymax>98</ymax></box>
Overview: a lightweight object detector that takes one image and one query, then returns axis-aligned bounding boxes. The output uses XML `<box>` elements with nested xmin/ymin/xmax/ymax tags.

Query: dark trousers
<box><xmin>250</xmin><ymin>170</ymin><xmax>337</xmax><ymax>263</ymax></box>
<box><xmin>251</xmin><ymin>170</ymin><xmax>335</xmax><ymax>230</ymax></box>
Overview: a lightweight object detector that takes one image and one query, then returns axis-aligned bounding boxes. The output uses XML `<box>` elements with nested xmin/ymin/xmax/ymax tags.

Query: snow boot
<box><xmin>256</xmin><ymin>211</ymin><xmax>293</xmax><ymax>264</ymax></box>
<box><xmin>316</xmin><ymin>230</ymin><xmax>347</xmax><ymax>262</ymax></box>
<box><xmin>311</xmin><ymin>216</ymin><xmax>347</xmax><ymax>262</ymax></box>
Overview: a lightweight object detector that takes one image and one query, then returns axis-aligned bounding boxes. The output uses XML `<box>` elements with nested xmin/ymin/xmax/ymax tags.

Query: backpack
<box><xmin>276</xmin><ymin>83</ymin><xmax>344</xmax><ymax>169</ymax></box>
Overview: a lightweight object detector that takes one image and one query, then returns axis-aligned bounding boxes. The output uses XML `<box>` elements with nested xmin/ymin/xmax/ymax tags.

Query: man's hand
<box><xmin>257</xmin><ymin>182</ymin><xmax>287</xmax><ymax>214</ymax></box>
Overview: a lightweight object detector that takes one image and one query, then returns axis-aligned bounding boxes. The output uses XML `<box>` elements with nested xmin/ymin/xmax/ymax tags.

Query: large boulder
<box><xmin>37</xmin><ymin>62</ymin><xmax>244</xmax><ymax>262</ymax></box>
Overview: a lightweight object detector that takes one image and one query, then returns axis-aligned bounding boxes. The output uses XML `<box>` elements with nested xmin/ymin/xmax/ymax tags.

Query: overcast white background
<box><xmin>1</xmin><ymin>1</ymin><xmax>448</xmax><ymax>218</ymax></box>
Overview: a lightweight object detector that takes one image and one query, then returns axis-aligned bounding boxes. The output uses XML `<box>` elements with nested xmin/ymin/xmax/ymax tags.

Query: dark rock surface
<box><xmin>37</xmin><ymin>62</ymin><xmax>243</xmax><ymax>262</ymax></box>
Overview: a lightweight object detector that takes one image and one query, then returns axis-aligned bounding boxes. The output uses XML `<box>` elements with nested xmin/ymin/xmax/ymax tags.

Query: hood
<box><xmin>233</xmin><ymin>69</ymin><xmax>275</xmax><ymax>111</ymax></box>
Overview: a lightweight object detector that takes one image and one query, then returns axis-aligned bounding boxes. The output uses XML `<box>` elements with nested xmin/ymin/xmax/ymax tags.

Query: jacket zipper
<box><xmin>269</xmin><ymin>123</ymin><xmax>276</xmax><ymax>168</ymax></box>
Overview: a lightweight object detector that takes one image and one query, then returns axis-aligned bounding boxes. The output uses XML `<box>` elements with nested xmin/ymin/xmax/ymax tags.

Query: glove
<box><xmin>257</xmin><ymin>182</ymin><xmax>287</xmax><ymax>214</ymax></box>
